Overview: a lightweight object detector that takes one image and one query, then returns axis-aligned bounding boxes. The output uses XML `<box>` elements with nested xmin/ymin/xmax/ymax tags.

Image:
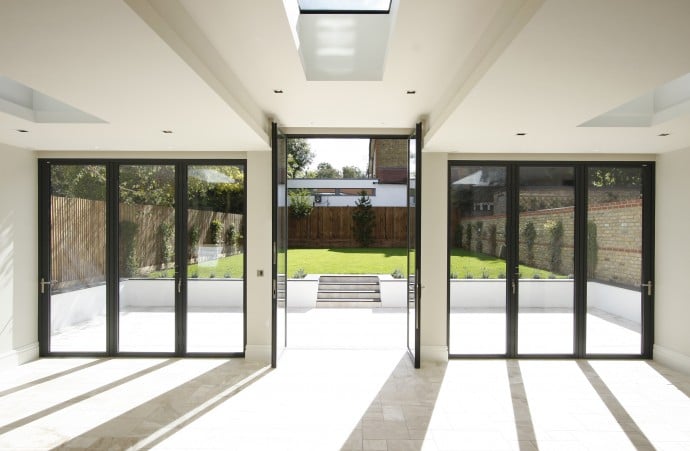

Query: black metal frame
<box><xmin>38</xmin><ymin>158</ymin><xmax>247</xmax><ymax>358</ymax></box>
<box><xmin>446</xmin><ymin>160</ymin><xmax>655</xmax><ymax>360</ymax></box>
<box><xmin>297</xmin><ymin>0</ymin><xmax>392</xmax><ymax>14</ymax></box>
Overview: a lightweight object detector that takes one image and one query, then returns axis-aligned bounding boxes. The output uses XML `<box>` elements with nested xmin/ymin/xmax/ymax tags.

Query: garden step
<box><xmin>318</xmin><ymin>291</ymin><xmax>381</xmax><ymax>300</ymax></box>
<box><xmin>319</xmin><ymin>275</ymin><xmax>380</xmax><ymax>284</ymax></box>
<box><xmin>318</xmin><ymin>283</ymin><xmax>379</xmax><ymax>291</ymax></box>
<box><xmin>316</xmin><ymin>300</ymin><xmax>382</xmax><ymax>308</ymax></box>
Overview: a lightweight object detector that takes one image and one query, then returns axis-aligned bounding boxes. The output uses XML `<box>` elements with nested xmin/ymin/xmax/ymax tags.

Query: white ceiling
<box><xmin>1</xmin><ymin>0</ymin><xmax>690</xmax><ymax>154</ymax></box>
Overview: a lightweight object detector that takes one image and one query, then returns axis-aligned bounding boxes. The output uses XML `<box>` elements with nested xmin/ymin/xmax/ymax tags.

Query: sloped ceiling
<box><xmin>1</xmin><ymin>0</ymin><xmax>690</xmax><ymax>154</ymax></box>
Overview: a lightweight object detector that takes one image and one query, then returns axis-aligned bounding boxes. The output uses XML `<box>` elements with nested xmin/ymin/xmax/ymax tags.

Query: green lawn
<box><xmin>148</xmin><ymin>248</ymin><xmax>561</xmax><ymax>280</ymax></box>
<box><xmin>449</xmin><ymin>248</ymin><xmax>564</xmax><ymax>279</ymax></box>
<box><xmin>149</xmin><ymin>253</ymin><xmax>245</xmax><ymax>278</ymax></box>
<box><xmin>287</xmin><ymin>248</ymin><xmax>408</xmax><ymax>277</ymax></box>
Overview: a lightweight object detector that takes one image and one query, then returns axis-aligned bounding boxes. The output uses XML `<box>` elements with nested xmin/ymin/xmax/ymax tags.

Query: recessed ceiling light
<box><xmin>658</xmin><ymin>133</ymin><xmax>670</xmax><ymax>136</ymax></box>
<box><xmin>406</xmin><ymin>90</ymin><xmax>416</xmax><ymax>95</ymax></box>
<box><xmin>516</xmin><ymin>132</ymin><xmax>526</xmax><ymax>136</ymax></box>
<box><xmin>162</xmin><ymin>130</ymin><xmax>173</xmax><ymax>134</ymax></box>
<box><xmin>273</xmin><ymin>89</ymin><xmax>284</xmax><ymax>94</ymax></box>
<box><xmin>15</xmin><ymin>129</ymin><xmax>29</xmax><ymax>133</ymax></box>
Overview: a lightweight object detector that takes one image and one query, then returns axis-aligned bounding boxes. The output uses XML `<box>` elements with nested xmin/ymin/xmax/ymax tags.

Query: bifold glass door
<box><xmin>39</xmin><ymin>160</ymin><xmax>246</xmax><ymax>356</ymax></box>
<box><xmin>448</xmin><ymin>162</ymin><xmax>653</xmax><ymax>358</ymax></box>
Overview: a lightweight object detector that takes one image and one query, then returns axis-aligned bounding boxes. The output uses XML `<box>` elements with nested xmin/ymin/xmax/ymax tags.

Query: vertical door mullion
<box><xmin>107</xmin><ymin>163</ymin><xmax>119</xmax><ymax>355</ymax></box>
<box><xmin>642</xmin><ymin>163</ymin><xmax>655</xmax><ymax>358</ymax></box>
<box><xmin>37</xmin><ymin>160</ymin><xmax>51</xmax><ymax>356</ymax></box>
<box><xmin>506</xmin><ymin>164</ymin><xmax>520</xmax><ymax>358</ymax></box>
<box><xmin>176</xmin><ymin>163</ymin><xmax>187</xmax><ymax>356</ymax></box>
<box><xmin>574</xmin><ymin>165</ymin><xmax>587</xmax><ymax>358</ymax></box>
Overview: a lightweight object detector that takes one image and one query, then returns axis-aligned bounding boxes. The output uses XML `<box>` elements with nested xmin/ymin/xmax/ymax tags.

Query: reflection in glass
<box><xmin>518</xmin><ymin>166</ymin><xmax>574</xmax><ymax>354</ymax></box>
<box><xmin>49</xmin><ymin>165</ymin><xmax>107</xmax><ymax>352</ymax></box>
<box><xmin>187</xmin><ymin>165</ymin><xmax>245</xmax><ymax>353</ymax></box>
<box><xmin>118</xmin><ymin>165</ymin><xmax>175</xmax><ymax>352</ymax></box>
<box><xmin>448</xmin><ymin>166</ymin><xmax>507</xmax><ymax>354</ymax></box>
<box><xmin>277</xmin><ymin>132</ymin><xmax>288</xmax><ymax>355</ymax></box>
<box><xmin>586</xmin><ymin>167</ymin><xmax>642</xmax><ymax>354</ymax></box>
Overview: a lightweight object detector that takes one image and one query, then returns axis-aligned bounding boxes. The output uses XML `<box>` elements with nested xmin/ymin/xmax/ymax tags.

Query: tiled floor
<box><xmin>1</xmin><ymin>352</ymin><xmax>690</xmax><ymax>450</ymax></box>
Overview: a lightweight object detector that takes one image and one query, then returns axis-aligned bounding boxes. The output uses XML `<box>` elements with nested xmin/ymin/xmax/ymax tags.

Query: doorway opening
<box><xmin>284</xmin><ymin>137</ymin><xmax>410</xmax><ymax>349</ymax></box>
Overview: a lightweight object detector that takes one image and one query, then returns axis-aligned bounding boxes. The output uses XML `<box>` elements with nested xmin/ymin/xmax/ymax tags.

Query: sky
<box><xmin>306</xmin><ymin>138</ymin><xmax>369</xmax><ymax>172</ymax></box>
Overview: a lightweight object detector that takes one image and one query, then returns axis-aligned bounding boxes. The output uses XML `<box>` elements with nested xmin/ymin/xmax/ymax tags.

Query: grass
<box><xmin>287</xmin><ymin>248</ymin><xmax>408</xmax><ymax>277</ymax></box>
<box><xmin>450</xmin><ymin>248</ymin><xmax>565</xmax><ymax>279</ymax></box>
<box><xmin>147</xmin><ymin>248</ymin><xmax>564</xmax><ymax>280</ymax></box>
<box><xmin>149</xmin><ymin>253</ymin><xmax>245</xmax><ymax>278</ymax></box>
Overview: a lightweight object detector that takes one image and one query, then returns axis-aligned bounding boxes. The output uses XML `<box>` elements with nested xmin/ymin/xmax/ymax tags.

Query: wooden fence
<box><xmin>51</xmin><ymin>196</ymin><xmax>243</xmax><ymax>286</ymax></box>
<box><xmin>288</xmin><ymin>207</ymin><xmax>408</xmax><ymax>248</ymax></box>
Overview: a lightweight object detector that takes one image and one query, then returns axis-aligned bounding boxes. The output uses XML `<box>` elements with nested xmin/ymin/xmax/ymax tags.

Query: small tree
<box><xmin>352</xmin><ymin>191</ymin><xmax>376</xmax><ymax>247</ymax></box>
<box><xmin>464</xmin><ymin>222</ymin><xmax>473</xmax><ymax>250</ymax></box>
<box><xmin>587</xmin><ymin>220</ymin><xmax>598</xmax><ymax>278</ymax></box>
<box><xmin>475</xmin><ymin>221</ymin><xmax>484</xmax><ymax>254</ymax></box>
<box><xmin>544</xmin><ymin>220</ymin><xmax>564</xmax><ymax>273</ymax></box>
<box><xmin>210</xmin><ymin>219</ymin><xmax>224</xmax><ymax>244</ymax></box>
<box><xmin>487</xmin><ymin>223</ymin><xmax>497</xmax><ymax>256</ymax></box>
<box><xmin>288</xmin><ymin>189</ymin><xmax>313</xmax><ymax>218</ymax></box>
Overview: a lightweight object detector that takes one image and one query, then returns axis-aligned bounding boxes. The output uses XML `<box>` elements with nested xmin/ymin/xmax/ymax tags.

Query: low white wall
<box><xmin>287</xmin><ymin>275</ymin><xmax>319</xmax><ymax>308</ymax></box>
<box><xmin>50</xmin><ymin>285</ymin><xmax>106</xmax><ymax>334</ymax></box>
<box><xmin>379</xmin><ymin>276</ymin><xmax>407</xmax><ymax>307</ymax></box>
<box><xmin>121</xmin><ymin>279</ymin><xmax>244</xmax><ymax>308</ymax></box>
<box><xmin>450</xmin><ymin>279</ymin><xmax>640</xmax><ymax>323</ymax></box>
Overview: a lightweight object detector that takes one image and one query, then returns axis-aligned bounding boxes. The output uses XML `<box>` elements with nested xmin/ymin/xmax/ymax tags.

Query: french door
<box><xmin>448</xmin><ymin>162</ymin><xmax>654</xmax><ymax>358</ymax></box>
<box><xmin>407</xmin><ymin>123</ymin><xmax>422</xmax><ymax>367</ymax></box>
<box><xmin>272</xmin><ymin>124</ymin><xmax>288</xmax><ymax>368</ymax></box>
<box><xmin>38</xmin><ymin>159</ymin><xmax>246</xmax><ymax>356</ymax></box>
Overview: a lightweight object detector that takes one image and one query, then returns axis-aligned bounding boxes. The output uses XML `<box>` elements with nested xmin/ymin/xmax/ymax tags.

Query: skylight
<box><xmin>0</xmin><ymin>76</ymin><xmax>105</xmax><ymax>124</ymax></box>
<box><xmin>298</xmin><ymin>0</ymin><xmax>391</xmax><ymax>14</ymax></box>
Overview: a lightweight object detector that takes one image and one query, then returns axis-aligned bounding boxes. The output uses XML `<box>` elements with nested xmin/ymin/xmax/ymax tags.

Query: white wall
<box><xmin>0</xmin><ymin>143</ymin><xmax>38</xmax><ymax>369</ymax></box>
<box><xmin>655</xmin><ymin>147</ymin><xmax>690</xmax><ymax>374</ymax></box>
<box><xmin>288</xmin><ymin>179</ymin><xmax>407</xmax><ymax>207</ymax></box>
<box><xmin>245</xmin><ymin>151</ymin><xmax>272</xmax><ymax>362</ymax></box>
<box><xmin>420</xmin><ymin>152</ymin><xmax>448</xmax><ymax>362</ymax></box>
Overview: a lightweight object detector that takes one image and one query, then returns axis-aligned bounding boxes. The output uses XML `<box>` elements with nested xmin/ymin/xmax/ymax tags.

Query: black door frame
<box><xmin>271</xmin><ymin>131</ymin><xmax>421</xmax><ymax>366</ymax></box>
<box><xmin>38</xmin><ymin>158</ymin><xmax>247</xmax><ymax>357</ymax></box>
<box><xmin>447</xmin><ymin>160</ymin><xmax>655</xmax><ymax>359</ymax></box>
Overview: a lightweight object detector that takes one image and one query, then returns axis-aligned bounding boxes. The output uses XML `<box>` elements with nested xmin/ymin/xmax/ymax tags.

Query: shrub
<box><xmin>587</xmin><ymin>220</ymin><xmax>598</xmax><ymax>278</ymax></box>
<box><xmin>209</xmin><ymin>219</ymin><xmax>224</xmax><ymax>244</ymax></box>
<box><xmin>189</xmin><ymin>225</ymin><xmax>200</xmax><ymax>258</ymax></box>
<box><xmin>464</xmin><ymin>222</ymin><xmax>473</xmax><ymax>249</ymax></box>
<box><xmin>522</xmin><ymin>222</ymin><xmax>537</xmax><ymax>264</ymax></box>
<box><xmin>293</xmin><ymin>268</ymin><xmax>307</xmax><ymax>279</ymax></box>
<box><xmin>544</xmin><ymin>220</ymin><xmax>564</xmax><ymax>273</ymax></box>
<box><xmin>487</xmin><ymin>224</ymin><xmax>497</xmax><ymax>256</ymax></box>
<box><xmin>119</xmin><ymin>220</ymin><xmax>139</xmax><ymax>277</ymax></box>
<box><xmin>449</xmin><ymin>272</ymin><xmax>458</xmax><ymax>279</ymax></box>
<box><xmin>391</xmin><ymin>268</ymin><xmax>404</xmax><ymax>279</ymax></box>
<box><xmin>288</xmin><ymin>189</ymin><xmax>313</xmax><ymax>218</ymax></box>
<box><xmin>475</xmin><ymin>221</ymin><xmax>484</xmax><ymax>253</ymax></box>
<box><xmin>226</xmin><ymin>223</ymin><xmax>237</xmax><ymax>246</ymax></box>
<box><xmin>352</xmin><ymin>191</ymin><xmax>376</xmax><ymax>247</ymax></box>
<box><xmin>455</xmin><ymin>224</ymin><xmax>464</xmax><ymax>248</ymax></box>
<box><xmin>159</xmin><ymin>221</ymin><xmax>174</xmax><ymax>266</ymax></box>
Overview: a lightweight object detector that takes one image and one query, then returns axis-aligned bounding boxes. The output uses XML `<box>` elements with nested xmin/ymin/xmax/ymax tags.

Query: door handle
<box><xmin>177</xmin><ymin>278</ymin><xmax>182</xmax><ymax>294</ymax></box>
<box><xmin>641</xmin><ymin>280</ymin><xmax>653</xmax><ymax>296</ymax></box>
<box><xmin>40</xmin><ymin>278</ymin><xmax>56</xmax><ymax>294</ymax></box>
<box><xmin>511</xmin><ymin>280</ymin><xmax>516</xmax><ymax>295</ymax></box>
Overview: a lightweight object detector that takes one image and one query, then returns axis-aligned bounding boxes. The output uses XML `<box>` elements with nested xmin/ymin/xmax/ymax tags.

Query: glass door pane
<box><xmin>49</xmin><ymin>164</ymin><xmax>107</xmax><ymax>352</ymax></box>
<box><xmin>407</xmin><ymin>123</ymin><xmax>422</xmax><ymax>367</ymax></box>
<box><xmin>448</xmin><ymin>166</ymin><xmax>507</xmax><ymax>354</ymax></box>
<box><xmin>586</xmin><ymin>167</ymin><xmax>643</xmax><ymax>354</ymax></box>
<box><xmin>186</xmin><ymin>165</ymin><xmax>245</xmax><ymax>353</ymax></box>
<box><xmin>517</xmin><ymin>166</ymin><xmax>575</xmax><ymax>354</ymax></box>
<box><xmin>118</xmin><ymin>164</ymin><xmax>176</xmax><ymax>353</ymax></box>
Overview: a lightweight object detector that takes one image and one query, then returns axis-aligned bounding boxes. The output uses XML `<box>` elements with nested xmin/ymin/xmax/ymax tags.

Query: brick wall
<box><xmin>451</xmin><ymin>200</ymin><xmax>642</xmax><ymax>287</ymax></box>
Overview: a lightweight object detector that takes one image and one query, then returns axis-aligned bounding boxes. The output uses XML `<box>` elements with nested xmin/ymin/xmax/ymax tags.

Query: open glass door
<box><xmin>272</xmin><ymin>123</ymin><xmax>288</xmax><ymax>367</ymax></box>
<box><xmin>407</xmin><ymin>123</ymin><xmax>422</xmax><ymax>367</ymax></box>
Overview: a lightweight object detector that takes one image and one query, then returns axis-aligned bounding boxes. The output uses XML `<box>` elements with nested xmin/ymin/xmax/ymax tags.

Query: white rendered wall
<box><xmin>245</xmin><ymin>151</ymin><xmax>272</xmax><ymax>363</ymax></box>
<box><xmin>0</xmin><ymin>143</ymin><xmax>38</xmax><ymax>369</ymax></box>
<box><xmin>288</xmin><ymin>179</ymin><xmax>407</xmax><ymax>207</ymax></box>
<box><xmin>655</xmin><ymin>147</ymin><xmax>690</xmax><ymax>374</ymax></box>
<box><xmin>420</xmin><ymin>152</ymin><xmax>448</xmax><ymax>362</ymax></box>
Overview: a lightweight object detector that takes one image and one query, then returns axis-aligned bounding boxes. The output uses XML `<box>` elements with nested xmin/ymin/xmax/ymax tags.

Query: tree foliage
<box><xmin>288</xmin><ymin>189</ymin><xmax>314</xmax><ymax>218</ymax></box>
<box><xmin>287</xmin><ymin>138</ymin><xmax>314</xmax><ymax>178</ymax></box>
<box><xmin>310</xmin><ymin>162</ymin><xmax>341</xmax><ymax>179</ymax></box>
<box><xmin>342</xmin><ymin>165</ymin><xmax>364</xmax><ymax>179</ymax></box>
<box><xmin>352</xmin><ymin>191</ymin><xmax>376</xmax><ymax>247</ymax></box>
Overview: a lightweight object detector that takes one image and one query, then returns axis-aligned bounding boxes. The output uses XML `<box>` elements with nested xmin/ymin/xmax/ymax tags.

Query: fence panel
<box><xmin>288</xmin><ymin>206</ymin><xmax>408</xmax><ymax>248</ymax></box>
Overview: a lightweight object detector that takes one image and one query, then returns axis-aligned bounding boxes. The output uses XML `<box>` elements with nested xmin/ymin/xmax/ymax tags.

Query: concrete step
<box><xmin>318</xmin><ymin>291</ymin><xmax>381</xmax><ymax>300</ymax></box>
<box><xmin>318</xmin><ymin>283</ymin><xmax>379</xmax><ymax>291</ymax></box>
<box><xmin>316</xmin><ymin>300</ymin><xmax>382</xmax><ymax>308</ymax></box>
<box><xmin>319</xmin><ymin>275</ymin><xmax>380</xmax><ymax>284</ymax></box>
